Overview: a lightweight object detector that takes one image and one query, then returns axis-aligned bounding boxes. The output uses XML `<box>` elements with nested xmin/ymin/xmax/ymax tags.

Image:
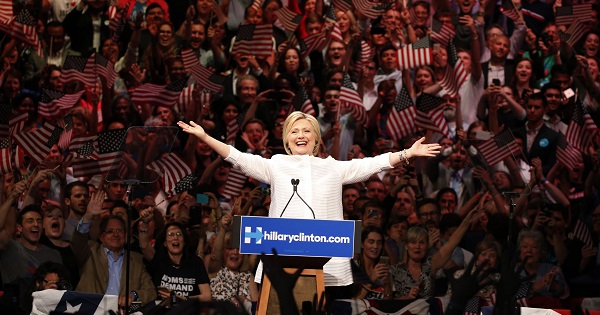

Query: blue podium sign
<box><xmin>236</xmin><ymin>216</ymin><xmax>357</xmax><ymax>258</ymax></box>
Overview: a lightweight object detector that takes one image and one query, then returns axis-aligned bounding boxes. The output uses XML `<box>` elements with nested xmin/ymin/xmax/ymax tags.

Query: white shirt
<box><xmin>225</xmin><ymin>146</ymin><xmax>393</xmax><ymax>286</ymax></box>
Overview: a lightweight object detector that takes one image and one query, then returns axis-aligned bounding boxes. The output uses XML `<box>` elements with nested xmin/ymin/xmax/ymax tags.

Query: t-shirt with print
<box><xmin>150</xmin><ymin>253</ymin><xmax>209</xmax><ymax>298</ymax></box>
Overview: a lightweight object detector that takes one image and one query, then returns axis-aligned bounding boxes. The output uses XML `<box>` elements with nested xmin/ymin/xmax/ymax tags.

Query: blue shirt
<box><xmin>104</xmin><ymin>247</ymin><xmax>124</xmax><ymax>296</ymax></box>
<box><xmin>77</xmin><ymin>220</ymin><xmax>124</xmax><ymax>295</ymax></box>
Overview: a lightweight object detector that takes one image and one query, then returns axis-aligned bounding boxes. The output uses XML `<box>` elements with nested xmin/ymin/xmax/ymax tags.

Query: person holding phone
<box><xmin>353</xmin><ymin>226</ymin><xmax>393</xmax><ymax>300</ymax></box>
<box><xmin>178</xmin><ymin>111</ymin><xmax>441</xmax><ymax>300</ymax></box>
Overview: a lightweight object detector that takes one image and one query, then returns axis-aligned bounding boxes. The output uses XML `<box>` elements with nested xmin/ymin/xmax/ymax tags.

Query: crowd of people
<box><xmin>1</xmin><ymin>0</ymin><xmax>600</xmax><ymax>313</ymax></box>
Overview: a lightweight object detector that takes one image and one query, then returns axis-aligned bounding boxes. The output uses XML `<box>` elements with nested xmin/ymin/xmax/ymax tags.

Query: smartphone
<box><xmin>540</xmin><ymin>32</ymin><xmax>550</xmax><ymax>46</ymax></box>
<box><xmin>379</xmin><ymin>256</ymin><xmax>390</xmax><ymax>265</ymax></box>
<box><xmin>433</xmin><ymin>43</ymin><xmax>441</xmax><ymax>52</ymax></box>
<box><xmin>492</xmin><ymin>78</ymin><xmax>501</xmax><ymax>86</ymax></box>
<box><xmin>196</xmin><ymin>193</ymin><xmax>209</xmax><ymax>205</ymax></box>
<box><xmin>188</xmin><ymin>205</ymin><xmax>203</xmax><ymax>227</ymax></box>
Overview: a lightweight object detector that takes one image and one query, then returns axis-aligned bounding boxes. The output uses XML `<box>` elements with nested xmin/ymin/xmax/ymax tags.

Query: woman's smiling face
<box><xmin>287</xmin><ymin>119</ymin><xmax>316</xmax><ymax>156</ymax></box>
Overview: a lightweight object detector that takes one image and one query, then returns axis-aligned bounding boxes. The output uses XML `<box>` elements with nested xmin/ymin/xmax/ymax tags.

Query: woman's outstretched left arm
<box><xmin>389</xmin><ymin>137</ymin><xmax>441</xmax><ymax>167</ymax></box>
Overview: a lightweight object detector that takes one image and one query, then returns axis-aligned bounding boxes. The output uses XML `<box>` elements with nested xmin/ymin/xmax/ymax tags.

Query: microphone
<box><xmin>279</xmin><ymin>179</ymin><xmax>316</xmax><ymax>219</ymax></box>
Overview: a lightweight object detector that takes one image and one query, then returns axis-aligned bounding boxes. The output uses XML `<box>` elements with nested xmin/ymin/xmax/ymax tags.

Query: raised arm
<box><xmin>432</xmin><ymin>208</ymin><xmax>476</xmax><ymax>273</ymax></box>
<box><xmin>178</xmin><ymin>121</ymin><xmax>231</xmax><ymax>158</ymax></box>
<box><xmin>0</xmin><ymin>180</ymin><xmax>28</xmax><ymax>250</ymax></box>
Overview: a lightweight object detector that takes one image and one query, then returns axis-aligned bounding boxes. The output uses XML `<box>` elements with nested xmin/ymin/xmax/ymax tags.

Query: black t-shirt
<box><xmin>151</xmin><ymin>253</ymin><xmax>210</xmax><ymax>298</ymax></box>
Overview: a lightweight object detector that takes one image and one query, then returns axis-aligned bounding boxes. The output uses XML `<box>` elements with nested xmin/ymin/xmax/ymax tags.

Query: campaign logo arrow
<box><xmin>244</xmin><ymin>227</ymin><xmax>263</xmax><ymax>244</ymax></box>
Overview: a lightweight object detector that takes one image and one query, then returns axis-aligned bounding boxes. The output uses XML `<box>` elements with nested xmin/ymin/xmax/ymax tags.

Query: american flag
<box><xmin>332</xmin><ymin>0</ymin><xmax>352</xmax><ymax>14</ymax></box>
<box><xmin>250</xmin><ymin>0</ymin><xmax>263</xmax><ymax>12</ymax></box>
<box><xmin>0</xmin><ymin>105</ymin><xmax>10</xmax><ymax>139</ymax></box>
<box><xmin>176</xmin><ymin>85</ymin><xmax>193</xmax><ymax>115</ymax></box>
<box><xmin>211</xmin><ymin>0</ymin><xmax>228</xmax><ymax>25</ymax></box>
<box><xmin>9</xmin><ymin>111</ymin><xmax>29</xmax><ymax>140</ymax></box>
<box><xmin>415</xmin><ymin>93</ymin><xmax>449</xmax><ymax>136</ymax></box>
<box><xmin>0</xmin><ymin>0</ymin><xmax>13</xmax><ymax>35</ymax></box>
<box><xmin>300</xmin><ymin>31</ymin><xmax>327</xmax><ymax>59</ymax></box>
<box><xmin>556</xmin><ymin>132</ymin><xmax>580</xmax><ymax>171</ymax></box>
<box><xmin>0</xmin><ymin>138</ymin><xmax>11</xmax><ymax>174</ymax></box>
<box><xmin>38</xmin><ymin>89</ymin><xmax>85</xmax><ymax>119</ymax></box>
<box><xmin>387</xmin><ymin>85</ymin><xmax>416</xmax><ymax>141</ymax></box>
<box><xmin>95</xmin><ymin>128</ymin><xmax>126</xmax><ymax>174</ymax></box>
<box><xmin>515</xmin><ymin>281</ymin><xmax>531</xmax><ymax>307</ymax></box>
<box><xmin>147</xmin><ymin>153</ymin><xmax>193</xmax><ymax>198</ymax></box>
<box><xmin>222</xmin><ymin>167</ymin><xmax>247</xmax><ymax>198</ymax></box>
<box><xmin>174</xmin><ymin>174</ymin><xmax>198</xmax><ymax>196</ymax></box>
<box><xmin>65</xmin><ymin>135</ymin><xmax>101</xmax><ymax>177</ymax></box>
<box><xmin>10</xmin><ymin>9</ymin><xmax>43</xmax><ymax>57</ymax></box>
<box><xmin>62</xmin><ymin>55</ymin><xmax>97</xmax><ymax>87</ymax></box>
<box><xmin>398</xmin><ymin>36</ymin><xmax>432</xmax><ymax>70</ymax></box>
<box><xmin>351</xmin><ymin>0</ymin><xmax>387</xmax><ymax>19</ymax></box>
<box><xmin>325</xmin><ymin>5</ymin><xmax>344</xmax><ymax>42</ymax></box>
<box><xmin>565</xmin><ymin>99</ymin><xmax>598</xmax><ymax>151</ymax></box>
<box><xmin>463</xmin><ymin>296</ymin><xmax>481</xmax><ymax>315</ymax></box>
<box><xmin>355</xmin><ymin>40</ymin><xmax>374</xmax><ymax>73</ymax></box>
<box><xmin>340</xmin><ymin>74</ymin><xmax>368</xmax><ymax>125</ymax></box>
<box><xmin>500</xmin><ymin>0</ymin><xmax>521</xmax><ymax>22</ymax></box>
<box><xmin>64</xmin><ymin>135</ymin><xmax>97</xmax><ymax>162</ymax></box>
<box><xmin>0</xmin><ymin>0</ymin><xmax>12</xmax><ymax>22</ymax></box>
<box><xmin>430</xmin><ymin>19</ymin><xmax>455</xmax><ymax>47</ymax></box>
<box><xmin>476</xmin><ymin>129</ymin><xmax>520</xmax><ymax>166</ymax></box>
<box><xmin>560</xmin><ymin>18</ymin><xmax>592</xmax><ymax>47</ymax></box>
<box><xmin>132</xmin><ymin>77</ymin><xmax>188</xmax><ymax>108</ymax></box>
<box><xmin>13</xmin><ymin>123</ymin><xmax>63</xmax><ymax>164</ymax></box>
<box><xmin>231</xmin><ymin>24</ymin><xmax>273</xmax><ymax>58</ymax></box>
<box><xmin>57</xmin><ymin>114</ymin><xmax>73</xmax><ymax>150</ymax></box>
<box><xmin>555</xmin><ymin>4</ymin><xmax>592</xmax><ymax>26</ymax></box>
<box><xmin>96</xmin><ymin>54</ymin><xmax>117</xmax><ymax>88</ymax></box>
<box><xmin>181</xmin><ymin>49</ymin><xmax>226</xmax><ymax>92</ymax></box>
<box><xmin>274</xmin><ymin>7</ymin><xmax>303</xmax><ymax>32</ymax></box>
<box><xmin>569</xmin><ymin>219</ymin><xmax>594</xmax><ymax>248</ymax></box>
<box><xmin>439</xmin><ymin>42</ymin><xmax>468</xmax><ymax>97</ymax></box>
<box><xmin>225</xmin><ymin>119</ymin><xmax>239</xmax><ymax>145</ymax></box>
<box><xmin>291</xmin><ymin>86</ymin><xmax>316</xmax><ymax>116</ymax></box>
<box><xmin>110</xmin><ymin>2</ymin><xmax>129</xmax><ymax>43</ymax></box>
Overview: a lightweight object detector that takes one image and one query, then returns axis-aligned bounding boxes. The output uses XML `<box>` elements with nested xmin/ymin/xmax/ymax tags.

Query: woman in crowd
<box><xmin>139</xmin><ymin>221</ymin><xmax>212</xmax><ymax>302</ymax></box>
<box><xmin>178</xmin><ymin>111</ymin><xmax>440</xmax><ymax>295</ymax></box>
<box><xmin>353</xmin><ymin>225</ymin><xmax>393</xmax><ymax>300</ymax></box>
<box><xmin>518</xmin><ymin>229</ymin><xmax>569</xmax><ymax>298</ymax></box>
<box><xmin>210</xmin><ymin>231</ymin><xmax>259</xmax><ymax>311</ymax></box>
<box><xmin>447</xmin><ymin>239</ymin><xmax>502</xmax><ymax>305</ymax></box>
<box><xmin>390</xmin><ymin>208</ymin><xmax>477</xmax><ymax>299</ymax></box>
<box><xmin>580</xmin><ymin>31</ymin><xmax>600</xmax><ymax>59</ymax></box>
<box><xmin>276</xmin><ymin>47</ymin><xmax>306</xmax><ymax>79</ymax></box>
<box><xmin>509</xmin><ymin>58</ymin><xmax>538</xmax><ymax>108</ymax></box>
<box><xmin>142</xmin><ymin>21</ymin><xmax>180</xmax><ymax>84</ymax></box>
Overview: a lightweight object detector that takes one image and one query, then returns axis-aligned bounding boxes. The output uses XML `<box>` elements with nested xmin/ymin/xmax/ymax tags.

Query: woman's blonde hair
<box><xmin>282</xmin><ymin>111</ymin><xmax>321</xmax><ymax>156</ymax></box>
<box><xmin>401</xmin><ymin>226</ymin><xmax>429</xmax><ymax>265</ymax></box>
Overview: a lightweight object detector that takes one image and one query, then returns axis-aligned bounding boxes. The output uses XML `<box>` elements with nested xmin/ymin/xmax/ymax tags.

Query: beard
<box><xmin>443</xmin><ymin>107</ymin><xmax>456</xmax><ymax>121</ymax></box>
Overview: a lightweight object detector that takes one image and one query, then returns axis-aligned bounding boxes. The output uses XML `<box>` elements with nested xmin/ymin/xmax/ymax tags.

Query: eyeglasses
<box><xmin>43</xmin><ymin>279</ymin><xmax>59</xmax><ymax>285</ymax></box>
<box><xmin>167</xmin><ymin>231</ymin><xmax>183</xmax><ymax>238</ymax></box>
<box><xmin>104</xmin><ymin>228</ymin><xmax>124</xmax><ymax>235</ymax></box>
<box><xmin>275</xmin><ymin>122</ymin><xmax>284</xmax><ymax>127</ymax></box>
<box><xmin>419</xmin><ymin>211</ymin><xmax>439</xmax><ymax>218</ymax></box>
<box><xmin>592</xmin><ymin>214</ymin><xmax>600</xmax><ymax>219</ymax></box>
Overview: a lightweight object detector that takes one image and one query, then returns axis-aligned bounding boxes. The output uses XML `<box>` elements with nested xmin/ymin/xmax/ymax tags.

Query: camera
<box><xmin>57</xmin><ymin>280</ymin><xmax>73</xmax><ymax>291</ymax></box>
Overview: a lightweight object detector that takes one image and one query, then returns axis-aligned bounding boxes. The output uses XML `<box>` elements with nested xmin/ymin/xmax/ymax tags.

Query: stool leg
<box><xmin>257</xmin><ymin>275</ymin><xmax>271</xmax><ymax>315</ymax></box>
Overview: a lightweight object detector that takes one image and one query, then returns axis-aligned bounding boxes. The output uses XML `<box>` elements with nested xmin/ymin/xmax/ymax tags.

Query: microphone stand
<box><xmin>122</xmin><ymin>179</ymin><xmax>141</xmax><ymax>314</ymax></box>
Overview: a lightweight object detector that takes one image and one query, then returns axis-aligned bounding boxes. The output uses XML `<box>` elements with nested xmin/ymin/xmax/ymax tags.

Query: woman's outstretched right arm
<box><xmin>178</xmin><ymin>121</ymin><xmax>231</xmax><ymax>158</ymax></box>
